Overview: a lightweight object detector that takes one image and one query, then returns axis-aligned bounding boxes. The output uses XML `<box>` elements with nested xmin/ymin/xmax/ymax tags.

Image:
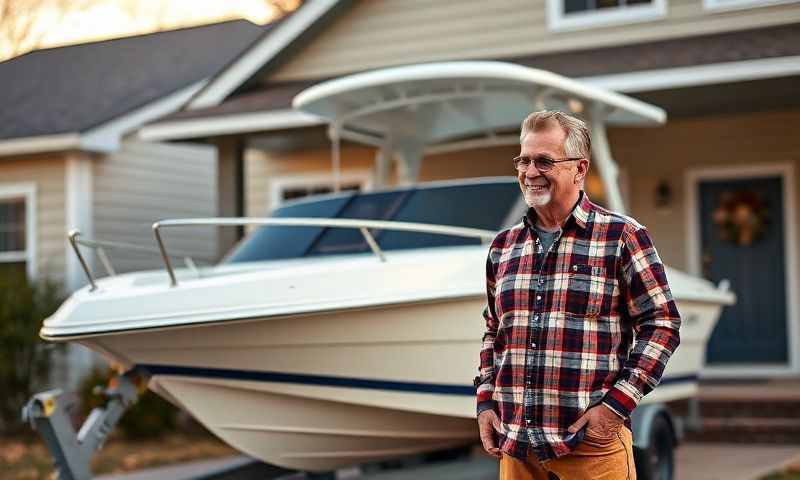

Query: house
<box><xmin>141</xmin><ymin>0</ymin><xmax>800</xmax><ymax>382</ymax></box>
<box><xmin>0</xmin><ymin>19</ymin><xmax>269</xmax><ymax>385</ymax></box>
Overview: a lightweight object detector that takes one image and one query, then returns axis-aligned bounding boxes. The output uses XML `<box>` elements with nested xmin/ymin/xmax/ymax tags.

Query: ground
<box><xmin>1</xmin><ymin>433</ymin><xmax>236</xmax><ymax>479</ymax></box>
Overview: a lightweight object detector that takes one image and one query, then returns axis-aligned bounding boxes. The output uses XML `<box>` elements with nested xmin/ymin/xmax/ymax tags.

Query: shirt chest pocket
<box><xmin>563</xmin><ymin>263</ymin><xmax>616</xmax><ymax>318</ymax></box>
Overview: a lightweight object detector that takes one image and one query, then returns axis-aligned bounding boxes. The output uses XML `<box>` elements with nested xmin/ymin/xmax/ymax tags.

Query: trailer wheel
<box><xmin>634</xmin><ymin>414</ymin><xmax>675</xmax><ymax>480</ymax></box>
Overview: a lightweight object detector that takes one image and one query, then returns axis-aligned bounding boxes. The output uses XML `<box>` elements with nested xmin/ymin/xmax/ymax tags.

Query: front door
<box><xmin>699</xmin><ymin>176</ymin><xmax>788</xmax><ymax>365</ymax></box>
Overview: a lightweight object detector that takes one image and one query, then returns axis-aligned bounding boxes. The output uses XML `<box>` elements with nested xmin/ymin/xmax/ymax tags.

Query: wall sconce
<box><xmin>655</xmin><ymin>180</ymin><xmax>672</xmax><ymax>212</ymax></box>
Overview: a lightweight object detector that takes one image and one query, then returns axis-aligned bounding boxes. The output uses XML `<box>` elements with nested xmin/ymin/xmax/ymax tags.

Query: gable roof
<box><xmin>0</xmin><ymin>19</ymin><xmax>268</xmax><ymax>144</ymax></box>
<box><xmin>186</xmin><ymin>0</ymin><xmax>349</xmax><ymax>109</ymax></box>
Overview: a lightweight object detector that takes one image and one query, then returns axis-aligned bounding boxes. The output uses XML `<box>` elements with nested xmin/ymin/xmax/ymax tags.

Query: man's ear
<box><xmin>577</xmin><ymin>158</ymin><xmax>590</xmax><ymax>180</ymax></box>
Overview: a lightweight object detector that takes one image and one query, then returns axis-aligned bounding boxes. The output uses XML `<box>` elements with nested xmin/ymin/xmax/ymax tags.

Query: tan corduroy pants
<box><xmin>499</xmin><ymin>427</ymin><xmax>636</xmax><ymax>480</ymax></box>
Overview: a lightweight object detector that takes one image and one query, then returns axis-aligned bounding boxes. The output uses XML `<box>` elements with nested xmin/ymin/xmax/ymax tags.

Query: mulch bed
<box><xmin>1</xmin><ymin>432</ymin><xmax>237</xmax><ymax>479</ymax></box>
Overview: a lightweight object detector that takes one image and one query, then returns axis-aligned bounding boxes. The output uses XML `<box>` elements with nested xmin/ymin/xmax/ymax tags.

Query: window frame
<box><xmin>0</xmin><ymin>183</ymin><xmax>37</xmax><ymax>279</ymax></box>
<box><xmin>703</xmin><ymin>0</ymin><xmax>799</xmax><ymax>12</ymax></box>
<box><xmin>547</xmin><ymin>0</ymin><xmax>667</xmax><ymax>32</ymax></box>
<box><xmin>268</xmin><ymin>170</ymin><xmax>373</xmax><ymax>210</ymax></box>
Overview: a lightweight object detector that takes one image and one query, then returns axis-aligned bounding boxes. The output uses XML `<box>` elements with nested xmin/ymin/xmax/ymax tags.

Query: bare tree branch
<box><xmin>0</xmin><ymin>0</ymin><xmax>94</xmax><ymax>60</ymax></box>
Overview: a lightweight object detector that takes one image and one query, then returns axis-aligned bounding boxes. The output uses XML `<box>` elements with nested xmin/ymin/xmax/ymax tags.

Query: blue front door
<box><xmin>699</xmin><ymin>176</ymin><xmax>788</xmax><ymax>365</ymax></box>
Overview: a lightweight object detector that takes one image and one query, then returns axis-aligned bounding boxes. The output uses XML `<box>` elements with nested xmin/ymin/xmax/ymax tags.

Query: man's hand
<box><xmin>567</xmin><ymin>404</ymin><xmax>624</xmax><ymax>439</ymax></box>
<box><xmin>477</xmin><ymin>409</ymin><xmax>502</xmax><ymax>458</ymax></box>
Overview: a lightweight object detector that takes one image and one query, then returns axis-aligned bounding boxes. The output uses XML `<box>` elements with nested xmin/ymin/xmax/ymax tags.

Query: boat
<box><xmin>40</xmin><ymin>62</ymin><xmax>734</xmax><ymax>473</ymax></box>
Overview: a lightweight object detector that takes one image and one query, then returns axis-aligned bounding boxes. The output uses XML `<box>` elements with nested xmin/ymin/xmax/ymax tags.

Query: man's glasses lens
<box><xmin>514</xmin><ymin>157</ymin><xmax>555</xmax><ymax>172</ymax></box>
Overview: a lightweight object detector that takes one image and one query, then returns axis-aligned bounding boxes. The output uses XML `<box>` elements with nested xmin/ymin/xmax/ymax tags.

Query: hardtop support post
<box><xmin>586</xmin><ymin>109</ymin><xmax>626</xmax><ymax>215</ymax></box>
<box><xmin>395</xmin><ymin>142</ymin><xmax>424</xmax><ymax>185</ymax></box>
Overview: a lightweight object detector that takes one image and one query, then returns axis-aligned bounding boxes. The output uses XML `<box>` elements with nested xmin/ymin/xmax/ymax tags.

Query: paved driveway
<box><xmin>97</xmin><ymin>443</ymin><xmax>800</xmax><ymax>480</ymax></box>
<box><xmin>675</xmin><ymin>442</ymin><xmax>799</xmax><ymax>480</ymax></box>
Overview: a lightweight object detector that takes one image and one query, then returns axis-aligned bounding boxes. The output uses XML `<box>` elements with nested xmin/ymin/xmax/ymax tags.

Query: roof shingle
<box><xmin>0</xmin><ymin>19</ymin><xmax>270</xmax><ymax>140</ymax></box>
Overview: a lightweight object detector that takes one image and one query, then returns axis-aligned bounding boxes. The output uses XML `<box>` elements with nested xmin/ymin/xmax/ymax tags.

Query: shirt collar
<box><xmin>522</xmin><ymin>190</ymin><xmax>592</xmax><ymax>231</ymax></box>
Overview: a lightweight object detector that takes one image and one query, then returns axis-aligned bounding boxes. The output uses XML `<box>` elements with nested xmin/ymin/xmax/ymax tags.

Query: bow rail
<box><xmin>153</xmin><ymin>217</ymin><xmax>497</xmax><ymax>288</ymax></box>
<box><xmin>68</xmin><ymin>230</ymin><xmax>212</xmax><ymax>292</ymax></box>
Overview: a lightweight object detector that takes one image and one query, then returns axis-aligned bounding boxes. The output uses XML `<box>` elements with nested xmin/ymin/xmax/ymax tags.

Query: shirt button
<box><xmin>531</xmin><ymin>342</ymin><xmax>537</xmax><ymax>348</ymax></box>
<box><xmin>572</xmin><ymin>265</ymin><xmax>578</xmax><ymax>272</ymax></box>
<box><xmin>538</xmin><ymin>279</ymin><xmax>545</xmax><ymax>285</ymax></box>
<box><xmin>536</xmin><ymin>295</ymin><xmax>542</xmax><ymax>301</ymax></box>
<box><xmin>533</xmin><ymin>314</ymin><xmax>540</xmax><ymax>322</ymax></box>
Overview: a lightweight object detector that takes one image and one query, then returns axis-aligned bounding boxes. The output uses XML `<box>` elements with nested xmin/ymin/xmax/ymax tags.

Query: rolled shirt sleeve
<box><xmin>603</xmin><ymin>225</ymin><xmax>681</xmax><ymax>418</ymax></box>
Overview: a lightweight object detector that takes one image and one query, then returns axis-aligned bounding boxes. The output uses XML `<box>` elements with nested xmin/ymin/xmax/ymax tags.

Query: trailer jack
<box><xmin>22</xmin><ymin>369</ymin><xmax>145</xmax><ymax>480</ymax></box>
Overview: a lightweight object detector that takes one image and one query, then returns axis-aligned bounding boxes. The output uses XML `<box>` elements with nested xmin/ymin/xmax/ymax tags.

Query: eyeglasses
<box><xmin>513</xmin><ymin>155</ymin><xmax>584</xmax><ymax>173</ymax></box>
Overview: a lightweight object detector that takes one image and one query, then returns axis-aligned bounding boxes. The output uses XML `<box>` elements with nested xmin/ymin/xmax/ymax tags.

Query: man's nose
<box><xmin>525</xmin><ymin>163</ymin><xmax>541</xmax><ymax>178</ymax></box>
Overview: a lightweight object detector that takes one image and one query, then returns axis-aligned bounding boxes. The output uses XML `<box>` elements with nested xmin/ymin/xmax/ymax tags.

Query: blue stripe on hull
<box><xmin>139</xmin><ymin>364</ymin><xmax>697</xmax><ymax>396</ymax></box>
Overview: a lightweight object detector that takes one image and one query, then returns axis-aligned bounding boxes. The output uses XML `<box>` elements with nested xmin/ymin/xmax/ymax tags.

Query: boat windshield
<box><xmin>224</xmin><ymin>180</ymin><xmax>521</xmax><ymax>263</ymax></box>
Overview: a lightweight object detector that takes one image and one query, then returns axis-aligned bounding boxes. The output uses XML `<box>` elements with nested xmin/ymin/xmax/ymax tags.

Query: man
<box><xmin>475</xmin><ymin>110</ymin><xmax>681</xmax><ymax>479</ymax></box>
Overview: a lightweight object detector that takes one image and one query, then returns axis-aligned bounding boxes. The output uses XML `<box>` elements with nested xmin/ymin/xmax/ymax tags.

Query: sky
<box><xmin>1</xmin><ymin>0</ymin><xmax>300</xmax><ymax>60</ymax></box>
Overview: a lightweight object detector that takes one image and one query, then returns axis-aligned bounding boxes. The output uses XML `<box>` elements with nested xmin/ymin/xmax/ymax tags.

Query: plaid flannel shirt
<box><xmin>475</xmin><ymin>191</ymin><xmax>681</xmax><ymax>461</ymax></box>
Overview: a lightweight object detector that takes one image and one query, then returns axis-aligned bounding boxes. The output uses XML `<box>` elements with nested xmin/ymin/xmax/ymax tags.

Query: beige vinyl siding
<box><xmin>244</xmin><ymin>142</ymin><xmax>518</xmax><ymax>220</ymax></box>
<box><xmin>245</xmin><ymin>144</ymin><xmax>377</xmax><ymax>220</ymax></box>
<box><xmin>270</xmin><ymin>0</ymin><xmax>800</xmax><ymax>81</ymax></box>
<box><xmin>609</xmin><ymin>108</ymin><xmax>800</xmax><ymax>273</ymax></box>
<box><xmin>0</xmin><ymin>154</ymin><xmax>67</xmax><ymax>283</ymax></box>
<box><xmin>93</xmin><ymin>140</ymin><xmax>218</xmax><ymax>274</ymax></box>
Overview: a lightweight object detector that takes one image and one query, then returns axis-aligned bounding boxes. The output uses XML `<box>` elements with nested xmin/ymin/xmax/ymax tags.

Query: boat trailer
<box><xmin>22</xmin><ymin>369</ymin><xmax>145</xmax><ymax>480</ymax></box>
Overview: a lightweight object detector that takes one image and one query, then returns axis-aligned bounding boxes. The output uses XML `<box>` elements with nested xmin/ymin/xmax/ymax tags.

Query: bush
<box><xmin>0</xmin><ymin>272</ymin><xmax>64</xmax><ymax>434</ymax></box>
<box><xmin>77</xmin><ymin>367</ymin><xmax>178</xmax><ymax>440</ymax></box>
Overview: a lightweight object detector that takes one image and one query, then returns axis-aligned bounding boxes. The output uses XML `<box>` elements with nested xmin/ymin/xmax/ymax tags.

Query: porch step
<box><xmin>674</xmin><ymin>380</ymin><xmax>800</xmax><ymax>444</ymax></box>
<box><xmin>675</xmin><ymin>399</ymin><xmax>800</xmax><ymax>419</ymax></box>
<box><xmin>685</xmin><ymin>417</ymin><xmax>800</xmax><ymax>444</ymax></box>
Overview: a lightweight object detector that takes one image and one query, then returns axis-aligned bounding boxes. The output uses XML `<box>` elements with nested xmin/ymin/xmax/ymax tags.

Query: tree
<box><xmin>0</xmin><ymin>272</ymin><xmax>64</xmax><ymax>434</ymax></box>
<box><xmin>0</xmin><ymin>0</ymin><xmax>91</xmax><ymax>60</ymax></box>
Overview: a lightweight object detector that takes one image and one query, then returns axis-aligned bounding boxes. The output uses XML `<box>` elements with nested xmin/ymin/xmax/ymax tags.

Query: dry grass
<box><xmin>761</xmin><ymin>457</ymin><xmax>800</xmax><ymax>480</ymax></box>
<box><xmin>1</xmin><ymin>433</ymin><xmax>237</xmax><ymax>479</ymax></box>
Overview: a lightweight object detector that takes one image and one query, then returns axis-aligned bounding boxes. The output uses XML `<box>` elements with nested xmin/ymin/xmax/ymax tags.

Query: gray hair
<box><xmin>519</xmin><ymin>110</ymin><xmax>591</xmax><ymax>160</ymax></box>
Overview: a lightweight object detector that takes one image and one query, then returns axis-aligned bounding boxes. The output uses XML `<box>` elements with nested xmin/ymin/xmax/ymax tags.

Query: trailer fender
<box><xmin>631</xmin><ymin>403</ymin><xmax>677</xmax><ymax>449</ymax></box>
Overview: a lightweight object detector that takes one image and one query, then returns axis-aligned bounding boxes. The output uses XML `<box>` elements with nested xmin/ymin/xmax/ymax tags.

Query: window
<box><xmin>548</xmin><ymin>0</ymin><xmax>666</xmax><ymax>31</ymax></box>
<box><xmin>703</xmin><ymin>0</ymin><xmax>799</xmax><ymax>12</ymax></box>
<box><xmin>269</xmin><ymin>171</ymin><xmax>372</xmax><ymax>208</ymax></box>
<box><xmin>0</xmin><ymin>184</ymin><xmax>35</xmax><ymax>280</ymax></box>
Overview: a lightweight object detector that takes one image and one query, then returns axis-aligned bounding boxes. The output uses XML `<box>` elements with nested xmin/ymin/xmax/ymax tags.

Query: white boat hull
<box><xmin>74</xmin><ymin>290</ymin><xmax>723</xmax><ymax>471</ymax></box>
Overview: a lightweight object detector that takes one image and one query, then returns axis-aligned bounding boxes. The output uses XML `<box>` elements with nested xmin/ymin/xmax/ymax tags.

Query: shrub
<box><xmin>0</xmin><ymin>272</ymin><xmax>64</xmax><ymax>434</ymax></box>
<box><xmin>77</xmin><ymin>367</ymin><xmax>178</xmax><ymax>440</ymax></box>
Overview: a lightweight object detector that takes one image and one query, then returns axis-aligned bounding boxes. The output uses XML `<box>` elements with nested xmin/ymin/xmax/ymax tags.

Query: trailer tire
<box><xmin>634</xmin><ymin>414</ymin><xmax>675</xmax><ymax>480</ymax></box>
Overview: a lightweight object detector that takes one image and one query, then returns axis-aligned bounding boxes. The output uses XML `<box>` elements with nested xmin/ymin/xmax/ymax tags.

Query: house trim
<box><xmin>0</xmin><ymin>182</ymin><xmax>37</xmax><ymax>280</ymax></box>
<box><xmin>547</xmin><ymin>0</ymin><xmax>667</xmax><ymax>32</ymax></box>
<box><xmin>703</xmin><ymin>0</ymin><xmax>800</xmax><ymax>12</ymax></box>
<box><xmin>269</xmin><ymin>169</ymin><xmax>373</xmax><ymax>209</ymax></box>
<box><xmin>65</xmin><ymin>154</ymin><xmax>93</xmax><ymax>292</ymax></box>
<box><xmin>0</xmin><ymin>134</ymin><xmax>81</xmax><ymax>157</ymax></box>
<box><xmin>584</xmin><ymin>55</ymin><xmax>800</xmax><ymax>93</ymax></box>
<box><xmin>685</xmin><ymin>162</ymin><xmax>800</xmax><ymax>377</ymax></box>
<box><xmin>188</xmin><ymin>0</ymin><xmax>345</xmax><ymax>110</ymax></box>
<box><xmin>138</xmin><ymin>109</ymin><xmax>323</xmax><ymax>142</ymax></box>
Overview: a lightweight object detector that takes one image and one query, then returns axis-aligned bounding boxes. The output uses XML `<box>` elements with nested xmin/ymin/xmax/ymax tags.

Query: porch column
<box><xmin>215</xmin><ymin>136</ymin><xmax>245</xmax><ymax>260</ymax></box>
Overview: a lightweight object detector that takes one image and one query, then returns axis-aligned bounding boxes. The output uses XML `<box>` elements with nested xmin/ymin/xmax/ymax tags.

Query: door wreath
<box><xmin>711</xmin><ymin>190</ymin><xmax>769</xmax><ymax>246</ymax></box>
